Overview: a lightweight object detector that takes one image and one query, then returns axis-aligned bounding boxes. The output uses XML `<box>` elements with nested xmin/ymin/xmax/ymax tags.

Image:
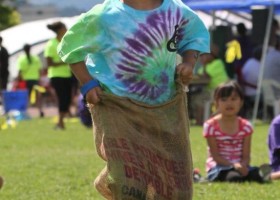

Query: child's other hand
<box><xmin>238</xmin><ymin>167</ymin><xmax>249</xmax><ymax>177</ymax></box>
<box><xmin>85</xmin><ymin>87</ymin><xmax>103</xmax><ymax>104</ymax></box>
<box><xmin>176</xmin><ymin>62</ymin><xmax>193</xmax><ymax>85</ymax></box>
<box><xmin>233</xmin><ymin>163</ymin><xmax>249</xmax><ymax>176</ymax></box>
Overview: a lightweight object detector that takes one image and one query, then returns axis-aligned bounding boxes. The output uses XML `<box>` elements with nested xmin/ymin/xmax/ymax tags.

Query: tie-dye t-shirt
<box><xmin>58</xmin><ymin>0</ymin><xmax>210</xmax><ymax>105</ymax></box>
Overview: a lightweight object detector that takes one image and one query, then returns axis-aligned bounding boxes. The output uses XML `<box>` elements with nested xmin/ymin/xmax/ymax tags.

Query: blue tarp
<box><xmin>183</xmin><ymin>0</ymin><xmax>280</xmax><ymax>12</ymax></box>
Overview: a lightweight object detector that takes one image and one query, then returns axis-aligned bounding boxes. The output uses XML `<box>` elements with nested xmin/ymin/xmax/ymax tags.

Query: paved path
<box><xmin>1</xmin><ymin>105</ymin><xmax>78</xmax><ymax>119</ymax></box>
<box><xmin>27</xmin><ymin>106</ymin><xmax>57</xmax><ymax>118</ymax></box>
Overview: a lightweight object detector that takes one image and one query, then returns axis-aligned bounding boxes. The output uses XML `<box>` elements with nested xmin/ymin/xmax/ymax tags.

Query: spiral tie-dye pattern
<box><xmin>113</xmin><ymin>9</ymin><xmax>187</xmax><ymax>101</ymax></box>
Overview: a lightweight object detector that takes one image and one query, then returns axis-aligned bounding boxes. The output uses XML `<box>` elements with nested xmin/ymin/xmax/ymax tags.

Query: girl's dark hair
<box><xmin>47</xmin><ymin>21</ymin><xmax>66</xmax><ymax>33</ymax></box>
<box><xmin>23</xmin><ymin>44</ymin><xmax>32</xmax><ymax>64</ymax></box>
<box><xmin>214</xmin><ymin>81</ymin><xmax>244</xmax><ymax>101</ymax></box>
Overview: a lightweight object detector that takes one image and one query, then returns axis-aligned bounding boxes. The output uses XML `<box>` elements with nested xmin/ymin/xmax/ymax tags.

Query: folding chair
<box><xmin>262</xmin><ymin>80</ymin><xmax>280</xmax><ymax>121</ymax></box>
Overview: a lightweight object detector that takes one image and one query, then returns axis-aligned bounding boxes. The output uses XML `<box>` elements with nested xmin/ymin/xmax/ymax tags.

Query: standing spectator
<box><xmin>191</xmin><ymin>43</ymin><xmax>229</xmax><ymax>125</ymax></box>
<box><xmin>233</xmin><ymin>23</ymin><xmax>254</xmax><ymax>87</ymax></box>
<box><xmin>44</xmin><ymin>21</ymin><xmax>72</xmax><ymax>129</ymax></box>
<box><xmin>198</xmin><ymin>44</ymin><xmax>229</xmax><ymax>91</ymax></box>
<box><xmin>0</xmin><ymin>36</ymin><xmax>9</xmax><ymax>91</ymax></box>
<box><xmin>241</xmin><ymin>46</ymin><xmax>263</xmax><ymax>118</ymax></box>
<box><xmin>264</xmin><ymin>47</ymin><xmax>280</xmax><ymax>99</ymax></box>
<box><xmin>203</xmin><ymin>81</ymin><xmax>271</xmax><ymax>183</ymax></box>
<box><xmin>264</xmin><ymin>19</ymin><xmax>280</xmax><ymax>99</ymax></box>
<box><xmin>17</xmin><ymin>44</ymin><xmax>44</xmax><ymax>117</ymax></box>
<box><xmin>57</xmin><ymin>0</ymin><xmax>210</xmax><ymax>199</ymax></box>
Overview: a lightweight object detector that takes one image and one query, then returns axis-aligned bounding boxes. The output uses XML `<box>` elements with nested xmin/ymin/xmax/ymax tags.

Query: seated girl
<box><xmin>203</xmin><ymin>80</ymin><xmax>271</xmax><ymax>183</ymax></box>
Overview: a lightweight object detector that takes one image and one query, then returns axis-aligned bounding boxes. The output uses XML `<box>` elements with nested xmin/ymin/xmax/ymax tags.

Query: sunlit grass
<box><xmin>0</xmin><ymin>117</ymin><xmax>279</xmax><ymax>200</ymax></box>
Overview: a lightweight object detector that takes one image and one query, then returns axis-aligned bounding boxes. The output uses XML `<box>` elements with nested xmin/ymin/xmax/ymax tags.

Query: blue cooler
<box><xmin>2</xmin><ymin>90</ymin><xmax>29</xmax><ymax>113</ymax></box>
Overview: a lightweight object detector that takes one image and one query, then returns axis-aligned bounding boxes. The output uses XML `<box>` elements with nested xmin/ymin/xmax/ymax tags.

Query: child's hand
<box><xmin>176</xmin><ymin>62</ymin><xmax>194</xmax><ymax>85</ymax></box>
<box><xmin>233</xmin><ymin>163</ymin><xmax>249</xmax><ymax>176</ymax></box>
<box><xmin>85</xmin><ymin>87</ymin><xmax>103</xmax><ymax>104</ymax></box>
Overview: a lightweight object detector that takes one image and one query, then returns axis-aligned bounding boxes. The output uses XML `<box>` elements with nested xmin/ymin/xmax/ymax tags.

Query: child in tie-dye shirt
<box><xmin>58</xmin><ymin>0</ymin><xmax>209</xmax><ymax>105</ymax></box>
<box><xmin>58</xmin><ymin>0</ymin><xmax>209</xmax><ymax>199</ymax></box>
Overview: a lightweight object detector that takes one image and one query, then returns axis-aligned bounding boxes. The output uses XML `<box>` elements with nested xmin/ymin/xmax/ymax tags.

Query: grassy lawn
<box><xmin>0</xmin><ymin>117</ymin><xmax>279</xmax><ymax>200</ymax></box>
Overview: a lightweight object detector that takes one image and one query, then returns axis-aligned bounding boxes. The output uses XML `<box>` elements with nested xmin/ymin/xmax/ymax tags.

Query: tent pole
<box><xmin>210</xmin><ymin>10</ymin><xmax>216</xmax><ymax>42</ymax></box>
<box><xmin>251</xmin><ymin>5</ymin><xmax>274</xmax><ymax>125</ymax></box>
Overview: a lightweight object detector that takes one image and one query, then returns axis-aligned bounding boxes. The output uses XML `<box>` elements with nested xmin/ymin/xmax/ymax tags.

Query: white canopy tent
<box><xmin>0</xmin><ymin>16</ymin><xmax>79</xmax><ymax>55</ymax></box>
<box><xmin>0</xmin><ymin>12</ymin><xmax>250</xmax><ymax>80</ymax></box>
<box><xmin>0</xmin><ymin>16</ymin><xmax>79</xmax><ymax>80</ymax></box>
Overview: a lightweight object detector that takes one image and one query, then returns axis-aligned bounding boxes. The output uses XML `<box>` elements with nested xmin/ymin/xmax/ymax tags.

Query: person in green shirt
<box><xmin>191</xmin><ymin>43</ymin><xmax>229</xmax><ymax>125</ymax></box>
<box><xmin>198</xmin><ymin>44</ymin><xmax>229</xmax><ymax>90</ymax></box>
<box><xmin>44</xmin><ymin>21</ymin><xmax>72</xmax><ymax>129</ymax></box>
<box><xmin>17</xmin><ymin>44</ymin><xmax>44</xmax><ymax>117</ymax></box>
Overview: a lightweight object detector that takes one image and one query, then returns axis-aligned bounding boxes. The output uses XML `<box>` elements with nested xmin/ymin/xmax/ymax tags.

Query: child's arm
<box><xmin>207</xmin><ymin>137</ymin><xmax>233</xmax><ymax>166</ymax></box>
<box><xmin>176</xmin><ymin>50</ymin><xmax>199</xmax><ymax>85</ymax></box>
<box><xmin>70</xmin><ymin>61</ymin><xmax>102</xmax><ymax>104</ymax></box>
<box><xmin>231</xmin><ymin>135</ymin><xmax>251</xmax><ymax>177</ymax></box>
<box><xmin>240</xmin><ymin>135</ymin><xmax>251</xmax><ymax>167</ymax></box>
<box><xmin>207</xmin><ymin>136</ymin><xmax>250</xmax><ymax>176</ymax></box>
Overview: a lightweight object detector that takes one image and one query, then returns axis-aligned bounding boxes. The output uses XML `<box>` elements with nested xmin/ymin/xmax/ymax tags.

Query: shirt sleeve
<box><xmin>58</xmin><ymin>5</ymin><xmax>106</xmax><ymax>64</ymax></box>
<box><xmin>241</xmin><ymin>118</ymin><xmax>253</xmax><ymax>137</ymax></box>
<box><xmin>203</xmin><ymin>121</ymin><xmax>216</xmax><ymax>138</ymax></box>
<box><xmin>269</xmin><ymin>123</ymin><xmax>280</xmax><ymax>152</ymax></box>
<box><xmin>177</xmin><ymin>11</ymin><xmax>210</xmax><ymax>55</ymax></box>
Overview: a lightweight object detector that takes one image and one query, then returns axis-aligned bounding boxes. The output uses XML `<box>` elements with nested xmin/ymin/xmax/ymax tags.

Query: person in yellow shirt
<box><xmin>17</xmin><ymin>44</ymin><xmax>44</xmax><ymax>117</ymax></box>
<box><xmin>44</xmin><ymin>21</ymin><xmax>72</xmax><ymax>130</ymax></box>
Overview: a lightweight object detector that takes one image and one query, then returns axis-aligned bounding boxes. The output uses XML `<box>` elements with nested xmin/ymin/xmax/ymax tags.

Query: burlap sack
<box><xmin>90</xmin><ymin>83</ymin><xmax>193</xmax><ymax>200</ymax></box>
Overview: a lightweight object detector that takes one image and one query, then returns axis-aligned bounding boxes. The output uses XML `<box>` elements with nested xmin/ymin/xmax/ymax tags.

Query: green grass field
<box><xmin>0</xmin><ymin>117</ymin><xmax>279</xmax><ymax>200</ymax></box>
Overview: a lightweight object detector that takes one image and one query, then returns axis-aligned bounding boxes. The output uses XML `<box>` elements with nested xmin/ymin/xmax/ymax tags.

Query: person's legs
<box><xmin>0</xmin><ymin>74</ymin><xmax>9</xmax><ymax>90</ymax></box>
<box><xmin>51</xmin><ymin>78</ymin><xmax>72</xmax><ymax>129</ymax></box>
<box><xmin>245</xmin><ymin>167</ymin><xmax>263</xmax><ymax>183</ymax></box>
<box><xmin>246</xmin><ymin>165</ymin><xmax>271</xmax><ymax>183</ymax></box>
<box><xmin>36</xmin><ymin>91</ymin><xmax>44</xmax><ymax>117</ymax></box>
<box><xmin>59</xmin><ymin>78</ymin><xmax>72</xmax><ymax>127</ymax></box>
<box><xmin>221</xmin><ymin>170</ymin><xmax>244</xmax><ymax>182</ymax></box>
<box><xmin>192</xmin><ymin>89</ymin><xmax>211</xmax><ymax>125</ymax></box>
<box><xmin>70</xmin><ymin>74</ymin><xmax>79</xmax><ymax>116</ymax></box>
<box><xmin>26</xmin><ymin>80</ymin><xmax>44</xmax><ymax>117</ymax></box>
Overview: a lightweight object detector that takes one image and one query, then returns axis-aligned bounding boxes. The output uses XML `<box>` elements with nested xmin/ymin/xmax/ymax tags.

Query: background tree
<box><xmin>0</xmin><ymin>0</ymin><xmax>20</xmax><ymax>31</ymax></box>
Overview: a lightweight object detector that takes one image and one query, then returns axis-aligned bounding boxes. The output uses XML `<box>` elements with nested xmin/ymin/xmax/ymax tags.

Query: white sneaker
<box><xmin>259</xmin><ymin>164</ymin><xmax>272</xmax><ymax>182</ymax></box>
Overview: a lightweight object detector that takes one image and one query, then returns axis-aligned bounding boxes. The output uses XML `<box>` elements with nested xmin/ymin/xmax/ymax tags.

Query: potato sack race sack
<box><xmin>90</xmin><ymin>84</ymin><xmax>193</xmax><ymax>200</ymax></box>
